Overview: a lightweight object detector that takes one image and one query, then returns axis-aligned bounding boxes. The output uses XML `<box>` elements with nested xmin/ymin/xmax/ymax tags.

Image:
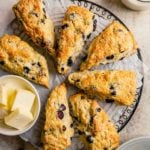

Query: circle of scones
<box><xmin>69</xmin><ymin>93</ymin><xmax>119</xmax><ymax>150</ymax></box>
<box><xmin>68</xmin><ymin>70</ymin><xmax>136</xmax><ymax>106</ymax></box>
<box><xmin>0</xmin><ymin>34</ymin><xmax>49</xmax><ymax>87</ymax></box>
<box><xmin>42</xmin><ymin>84</ymin><xmax>74</xmax><ymax>150</ymax></box>
<box><xmin>80</xmin><ymin>21</ymin><xmax>138</xmax><ymax>71</ymax></box>
<box><xmin>57</xmin><ymin>6</ymin><xmax>94</xmax><ymax>74</ymax></box>
<box><xmin>13</xmin><ymin>0</ymin><xmax>55</xmax><ymax>56</ymax></box>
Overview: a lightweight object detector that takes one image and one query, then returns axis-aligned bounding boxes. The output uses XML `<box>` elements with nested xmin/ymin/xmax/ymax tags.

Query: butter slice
<box><xmin>4</xmin><ymin>108</ymin><xmax>33</xmax><ymax>130</ymax></box>
<box><xmin>0</xmin><ymin>84</ymin><xmax>16</xmax><ymax>110</ymax></box>
<box><xmin>0</xmin><ymin>85</ymin><xmax>8</xmax><ymax>105</ymax></box>
<box><xmin>11</xmin><ymin>89</ymin><xmax>35</xmax><ymax>112</ymax></box>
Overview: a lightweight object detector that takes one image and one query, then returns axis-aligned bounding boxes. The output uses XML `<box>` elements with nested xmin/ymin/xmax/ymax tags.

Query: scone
<box><xmin>13</xmin><ymin>0</ymin><xmax>55</xmax><ymax>56</ymax></box>
<box><xmin>42</xmin><ymin>83</ymin><xmax>74</xmax><ymax>150</ymax></box>
<box><xmin>69</xmin><ymin>93</ymin><xmax>119</xmax><ymax>150</ymax></box>
<box><xmin>68</xmin><ymin>70</ymin><xmax>136</xmax><ymax>105</ymax></box>
<box><xmin>57</xmin><ymin>6</ymin><xmax>94</xmax><ymax>74</ymax></box>
<box><xmin>80</xmin><ymin>21</ymin><xmax>138</xmax><ymax>71</ymax></box>
<box><xmin>0</xmin><ymin>34</ymin><xmax>49</xmax><ymax>87</ymax></box>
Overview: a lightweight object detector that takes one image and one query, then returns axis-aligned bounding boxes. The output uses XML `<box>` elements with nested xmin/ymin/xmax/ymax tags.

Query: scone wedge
<box><xmin>70</xmin><ymin>93</ymin><xmax>119</xmax><ymax>150</ymax></box>
<box><xmin>57</xmin><ymin>6</ymin><xmax>94</xmax><ymax>74</ymax></box>
<box><xmin>0</xmin><ymin>34</ymin><xmax>49</xmax><ymax>87</ymax></box>
<box><xmin>13</xmin><ymin>0</ymin><xmax>55</xmax><ymax>56</ymax></box>
<box><xmin>68</xmin><ymin>70</ymin><xmax>136</xmax><ymax>105</ymax></box>
<box><xmin>80</xmin><ymin>21</ymin><xmax>138</xmax><ymax>71</ymax></box>
<box><xmin>42</xmin><ymin>83</ymin><xmax>74</xmax><ymax>150</ymax></box>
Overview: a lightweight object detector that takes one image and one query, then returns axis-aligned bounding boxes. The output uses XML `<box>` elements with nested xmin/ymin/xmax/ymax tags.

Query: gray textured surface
<box><xmin>0</xmin><ymin>0</ymin><xmax>150</xmax><ymax>149</ymax></box>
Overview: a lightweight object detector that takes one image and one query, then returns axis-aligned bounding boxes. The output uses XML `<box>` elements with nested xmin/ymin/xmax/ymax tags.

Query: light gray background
<box><xmin>0</xmin><ymin>0</ymin><xmax>150</xmax><ymax>149</ymax></box>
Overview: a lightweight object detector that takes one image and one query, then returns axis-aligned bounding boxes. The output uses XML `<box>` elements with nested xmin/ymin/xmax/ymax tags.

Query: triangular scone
<box><xmin>80</xmin><ymin>21</ymin><xmax>138</xmax><ymax>71</ymax></box>
<box><xmin>68</xmin><ymin>70</ymin><xmax>136</xmax><ymax>105</ymax></box>
<box><xmin>69</xmin><ymin>93</ymin><xmax>119</xmax><ymax>150</ymax></box>
<box><xmin>42</xmin><ymin>83</ymin><xmax>74</xmax><ymax>150</ymax></box>
<box><xmin>13</xmin><ymin>0</ymin><xmax>55</xmax><ymax>56</ymax></box>
<box><xmin>0</xmin><ymin>34</ymin><xmax>49</xmax><ymax>87</ymax></box>
<box><xmin>57</xmin><ymin>6</ymin><xmax>94</xmax><ymax>74</ymax></box>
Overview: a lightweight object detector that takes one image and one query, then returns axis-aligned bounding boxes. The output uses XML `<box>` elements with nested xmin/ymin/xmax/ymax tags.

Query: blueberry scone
<box><xmin>42</xmin><ymin>83</ymin><xmax>74</xmax><ymax>150</ymax></box>
<box><xmin>13</xmin><ymin>0</ymin><xmax>55</xmax><ymax>56</ymax></box>
<box><xmin>70</xmin><ymin>93</ymin><xmax>119</xmax><ymax>150</ymax></box>
<box><xmin>57</xmin><ymin>6</ymin><xmax>94</xmax><ymax>74</ymax></box>
<box><xmin>80</xmin><ymin>21</ymin><xmax>138</xmax><ymax>71</ymax></box>
<box><xmin>68</xmin><ymin>70</ymin><xmax>136</xmax><ymax>105</ymax></box>
<box><xmin>0</xmin><ymin>34</ymin><xmax>49</xmax><ymax>87</ymax></box>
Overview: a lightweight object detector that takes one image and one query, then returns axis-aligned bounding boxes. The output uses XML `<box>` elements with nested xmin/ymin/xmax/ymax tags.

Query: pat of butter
<box><xmin>0</xmin><ymin>85</ymin><xmax>9</xmax><ymax>105</ymax></box>
<box><xmin>11</xmin><ymin>89</ymin><xmax>35</xmax><ymax>112</ymax></box>
<box><xmin>4</xmin><ymin>108</ymin><xmax>33</xmax><ymax>130</ymax></box>
<box><xmin>0</xmin><ymin>84</ymin><xmax>16</xmax><ymax>109</ymax></box>
<box><xmin>0</xmin><ymin>104</ymin><xmax>9</xmax><ymax>119</ymax></box>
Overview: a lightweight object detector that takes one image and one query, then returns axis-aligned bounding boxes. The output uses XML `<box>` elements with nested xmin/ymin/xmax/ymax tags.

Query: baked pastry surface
<box><xmin>57</xmin><ymin>6</ymin><xmax>94</xmax><ymax>74</ymax></box>
<box><xmin>68</xmin><ymin>70</ymin><xmax>136</xmax><ymax>105</ymax></box>
<box><xmin>80</xmin><ymin>21</ymin><xmax>138</xmax><ymax>71</ymax></box>
<box><xmin>13</xmin><ymin>0</ymin><xmax>55</xmax><ymax>56</ymax></box>
<box><xmin>42</xmin><ymin>83</ymin><xmax>74</xmax><ymax>150</ymax></box>
<box><xmin>69</xmin><ymin>93</ymin><xmax>119</xmax><ymax>150</ymax></box>
<box><xmin>0</xmin><ymin>34</ymin><xmax>49</xmax><ymax>87</ymax></box>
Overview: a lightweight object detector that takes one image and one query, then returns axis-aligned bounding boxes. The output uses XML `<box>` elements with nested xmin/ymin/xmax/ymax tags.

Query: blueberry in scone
<box><xmin>80</xmin><ymin>21</ymin><xmax>138</xmax><ymax>71</ymax></box>
<box><xmin>69</xmin><ymin>93</ymin><xmax>120</xmax><ymax>150</ymax></box>
<box><xmin>0</xmin><ymin>34</ymin><xmax>49</xmax><ymax>87</ymax></box>
<box><xmin>57</xmin><ymin>6</ymin><xmax>94</xmax><ymax>74</ymax></box>
<box><xmin>68</xmin><ymin>70</ymin><xmax>136</xmax><ymax>105</ymax></box>
<box><xmin>13</xmin><ymin>0</ymin><xmax>55</xmax><ymax>56</ymax></box>
<box><xmin>42</xmin><ymin>83</ymin><xmax>74</xmax><ymax>150</ymax></box>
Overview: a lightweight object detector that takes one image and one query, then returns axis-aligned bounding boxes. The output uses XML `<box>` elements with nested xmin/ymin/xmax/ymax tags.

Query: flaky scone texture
<box><xmin>0</xmin><ymin>34</ymin><xmax>49</xmax><ymax>87</ymax></box>
<box><xmin>80</xmin><ymin>21</ymin><xmax>138</xmax><ymax>71</ymax></box>
<box><xmin>42</xmin><ymin>83</ymin><xmax>74</xmax><ymax>150</ymax></box>
<box><xmin>69</xmin><ymin>93</ymin><xmax>119</xmax><ymax>150</ymax></box>
<box><xmin>68</xmin><ymin>70</ymin><xmax>136</xmax><ymax>105</ymax></box>
<box><xmin>57</xmin><ymin>6</ymin><xmax>94</xmax><ymax>74</ymax></box>
<box><xmin>13</xmin><ymin>0</ymin><xmax>55</xmax><ymax>56</ymax></box>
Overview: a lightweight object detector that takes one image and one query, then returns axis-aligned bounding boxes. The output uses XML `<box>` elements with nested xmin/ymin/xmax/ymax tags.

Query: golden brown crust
<box><xmin>68</xmin><ymin>70</ymin><xmax>136</xmax><ymax>105</ymax></box>
<box><xmin>0</xmin><ymin>34</ymin><xmax>49</xmax><ymax>87</ymax></box>
<box><xmin>57</xmin><ymin>6</ymin><xmax>94</xmax><ymax>74</ymax></box>
<box><xmin>80</xmin><ymin>21</ymin><xmax>138</xmax><ymax>71</ymax></box>
<box><xmin>69</xmin><ymin>93</ymin><xmax>119</xmax><ymax>150</ymax></box>
<box><xmin>13</xmin><ymin>0</ymin><xmax>55</xmax><ymax>56</ymax></box>
<box><xmin>42</xmin><ymin>83</ymin><xmax>74</xmax><ymax>150</ymax></box>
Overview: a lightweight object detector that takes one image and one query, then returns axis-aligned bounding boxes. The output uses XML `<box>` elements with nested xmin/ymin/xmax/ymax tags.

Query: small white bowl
<box><xmin>0</xmin><ymin>75</ymin><xmax>41</xmax><ymax>136</ymax></box>
<box><xmin>121</xmin><ymin>0</ymin><xmax>150</xmax><ymax>11</ymax></box>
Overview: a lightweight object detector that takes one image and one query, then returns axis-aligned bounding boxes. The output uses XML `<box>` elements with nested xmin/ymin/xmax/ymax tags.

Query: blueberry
<box><xmin>61</xmin><ymin>24</ymin><xmax>69</xmax><ymax>29</ymax></box>
<box><xmin>43</xmin><ymin>8</ymin><xmax>46</xmax><ymax>13</ymax></box>
<box><xmin>106</xmin><ymin>99</ymin><xmax>114</xmax><ymax>103</ymax></box>
<box><xmin>87</xmin><ymin>33</ymin><xmax>91</xmax><ymax>39</ymax></box>
<box><xmin>62</xmin><ymin>125</ymin><xmax>66</xmax><ymax>131</ymax></box>
<box><xmin>57</xmin><ymin>111</ymin><xmax>64</xmax><ymax>119</ymax></box>
<box><xmin>0</xmin><ymin>61</ymin><xmax>5</xmax><ymax>65</ymax></box>
<box><xmin>96</xmin><ymin>108</ymin><xmax>101</xmax><ymax>112</ymax></box>
<box><xmin>78</xmin><ymin>130</ymin><xmax>84</xmax><ymax>135</ymax></box>
<box><xmin>67</xmin><ymin>57</ymin><xmax>73</xmax><ymax>66</ymax></box>
<box><xmin>82</xmin><ymin>54</ymin><xmax>88</xmax><ymax>61</ymax></box>
<box><xmin>106</xmin><ymin>55</ymin><xmax>114</xmax><ymax>60</ymax></box>
<box><xmin>86</xmin><ymin>135</ymin><xmax>94</xmax><ymax>143</ymax></box>
<box><xmin>111</xmin><ymin>91</ymin><xmax>116</xmax><ymax>96</ymax></box>
<box><xmin>37</xmin><ymin>62</ymin><xmax>41</xmax><ymax>67</ymax></box>
<box><xmin>59</xmin><ymin>104</ymin><xmax>66</xmax><ymax>111</ymax></box>
<box><xmin>23</xmin><ymin>66</ymin><xmax>30</xmax><ymax>74</ymax></box>
<box><xmin>32</xmin><ymin>77</ymin><xmax>35</xmax><ymax>80</ymax></box>
<box><xmin>61</xmin><ymin>67</ymin><xmax>64</xmax><ymax>72</ymax></box>
<box><xmin>41</xmin><ymin>19</ymin><xmax>45</xmax><ymax>24</ymax></box>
